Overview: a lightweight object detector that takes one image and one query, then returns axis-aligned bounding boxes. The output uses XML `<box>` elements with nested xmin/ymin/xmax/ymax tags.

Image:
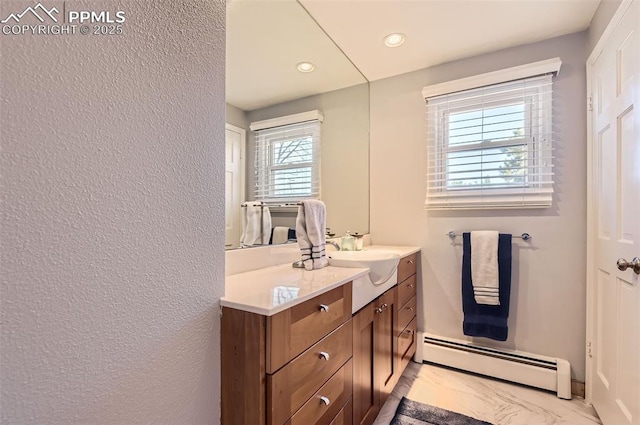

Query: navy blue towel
<box><xmin>462</xmin><ymin>232</ymin><xmax>512</xmax><ymax>341</ymax></box>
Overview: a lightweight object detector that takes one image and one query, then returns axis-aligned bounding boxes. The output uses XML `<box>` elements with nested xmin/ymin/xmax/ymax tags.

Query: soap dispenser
<box><xmin>352</xmin><ymin>232</ymin><xmax>364</xmax><ymax>251</ymax></box>
<box><xmin>341</xmin><ymin>231</ymin><xmax>355</xmax><ymax>251</ymax></box>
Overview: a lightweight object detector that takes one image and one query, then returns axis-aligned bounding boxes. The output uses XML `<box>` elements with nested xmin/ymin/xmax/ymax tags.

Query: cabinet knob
<box><xmin>407</xmin><ymin>307</ymin><xmax>414</xmax><ymax>312</ymax></box>
<box><xmin>375</xmin><ymin>303</ymin><xmax>389</xmax><ymax>314</ymax></box>
<box><xmin>407</xmin><ymin>284</ymin><xmax>413</xmax><ymax>288</ymax></box>
<box><xmin>319</xmin><ymin>351</ymin><xmax>330</xmax><ymax>361</ymax></box>
<box><xmin>405</xmin><ymin>329</ymin><xmax>415</xmax><ymax>335</ymax></box>
<box><xmin>320</xmin><ymin>396</ymin><xmax>330</xmax><ymax>406</ymax></box>
<box><xmin>319</xmin><ymin>304</ymin><xmax>329</xmax><ymax>313</ymax></box>
<box><xmin>408</xmin><ymin>260</ymin><xmax>414</xmax><ymax>264</ymax></box>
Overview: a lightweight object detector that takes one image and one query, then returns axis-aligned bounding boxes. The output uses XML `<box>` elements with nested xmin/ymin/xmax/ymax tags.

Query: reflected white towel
<box><xmin>471</xmin><ymin>230</ymin><xmax>500</xmax><ymax>305</ymax></box>
<box><xmin>240</xmin><ymin>202</ymin><xmax>271</xmax><ymax>247</ymax></box>
<box><xmin>296</xmin><ymin>200</ymin><xmax>328</xmax><ymax>270</ymax></box>
<box><xmin>272</xmin><ymin>226</ymin><xmax>290</xmax><ymax>245</ymax></box>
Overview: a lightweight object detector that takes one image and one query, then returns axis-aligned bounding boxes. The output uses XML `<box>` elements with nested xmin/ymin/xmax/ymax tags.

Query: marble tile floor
<box><xmin>374</xmin><ymin>362</ymin><xmax>602</xmax><ymax>425</ymax></box>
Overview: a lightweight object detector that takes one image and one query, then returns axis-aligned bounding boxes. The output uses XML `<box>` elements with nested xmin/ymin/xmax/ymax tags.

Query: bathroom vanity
<box><xmin>221</xmin><ymin>247</ymin><xmax>420</xmax><ymax>425</ymax></box>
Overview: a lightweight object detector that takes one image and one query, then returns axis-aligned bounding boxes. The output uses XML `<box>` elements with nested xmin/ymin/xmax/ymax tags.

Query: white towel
<box><xmin>272</xmin><ymin>226</ymin><xmax>290</xmax><ymax>245</ymax></box>
<box><xmin>296</xmin><ymin>200</ymin><xmax>328</xmax><ymax>271</ymax></box>
<box><xmin>240</xmin><ymin>202</ymin><xmax>271</xmax><ymax>247</ymax></box>
<box><xmin>471</xmin><ymin>231</ymin><xmax>500</xmax><ymax>305</ymax></box>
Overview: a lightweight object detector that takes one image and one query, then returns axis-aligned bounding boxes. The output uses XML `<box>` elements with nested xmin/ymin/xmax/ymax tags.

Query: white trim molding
<box><xmin>587</xmin><ymin>0</ymin><xmax>632</xmax><ymax>66</ymax></box>
<box><xmin>422</xmin><ymin>57</ymin><xmax>562</xmax><ymax>99</ymax></box>
<box><xmin>249</xmin><ymin>110</ymin><xmax>324</xmax><ymax>131</ymax></box>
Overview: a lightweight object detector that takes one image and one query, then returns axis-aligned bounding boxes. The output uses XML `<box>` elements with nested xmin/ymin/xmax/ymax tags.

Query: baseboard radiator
<box><xmin>415</xmin><ymin>333</ymin><xmax>572</xmax><ymax>399</ymax></box>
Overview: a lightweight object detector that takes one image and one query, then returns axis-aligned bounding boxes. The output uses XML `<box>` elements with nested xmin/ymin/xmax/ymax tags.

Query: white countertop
<box><xmin>222</xmin><ymin>264</ymin><xmax>369</xmax><ymax>316</ymax></box>
<box><xmin>222</xmin><ymin>245</ymin><xmax>420</xmax><ymax>316</ymax></box>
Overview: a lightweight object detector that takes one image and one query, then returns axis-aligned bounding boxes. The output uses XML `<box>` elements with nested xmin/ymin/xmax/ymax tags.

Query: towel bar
<box><xmin>447</xmin><ymin>231</ymin><xmax>531</xmax><ymax>241</ymax></box>
<box><xmin>241</xmin><ymin>202</ymin><xmax>303</xmax><ymax>207</ymax></box>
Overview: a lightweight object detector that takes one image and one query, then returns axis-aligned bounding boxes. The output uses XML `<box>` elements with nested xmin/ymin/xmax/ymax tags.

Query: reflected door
<box><xmin>225</xmin><ymin>124</ymin><xmax>245</xmax><ymax>249</ymax></box>
<box><xmin>589</xmin><ymin>1</ymin><xmax>639</xmax><ymax>424</ymax></box>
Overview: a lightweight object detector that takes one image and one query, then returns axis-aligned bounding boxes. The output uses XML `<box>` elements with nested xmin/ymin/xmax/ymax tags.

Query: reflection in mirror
<box><xmin>225</xmin><ymin>0</ymin><xmax>370</xmax><ymax>250</ymax></box>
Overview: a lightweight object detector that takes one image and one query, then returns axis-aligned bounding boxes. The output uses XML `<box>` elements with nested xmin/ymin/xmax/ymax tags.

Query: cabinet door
<box><xmin>352</xmin><ymin>302</ymin><xmax>378</xmax><ymax>425</ymax></box>
<box><xmin>375</xmin><ymin>287</ymin><xmax>397</xmax><ymax>406</ymax></box>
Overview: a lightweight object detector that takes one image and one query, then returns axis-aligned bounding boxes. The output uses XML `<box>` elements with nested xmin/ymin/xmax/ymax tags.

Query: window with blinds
<box><xmin>425</xmin><ymin>74</ymin><xmax>554</xmax><ymax>210</ymax></box>
<box><xmin>253</xmin><ymin>119</ymin><xmax>321</xmax><ymax>203</ymax></box>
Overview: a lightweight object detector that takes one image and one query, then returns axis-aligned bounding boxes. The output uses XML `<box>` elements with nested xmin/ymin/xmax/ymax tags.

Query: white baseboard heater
<box><xmin>415</xmin><ymin>333</ymin><xmax>572</xmax><ymax>399</ymax></box>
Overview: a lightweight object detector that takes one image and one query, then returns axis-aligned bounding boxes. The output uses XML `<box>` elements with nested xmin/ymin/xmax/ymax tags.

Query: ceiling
<box><xmin>226</xmin><ymin>0</ymin><xmax>367</xmax><ymax>111</ymax></box>
<box><xmin>226</xmin><ymin>0</ymin><xmax>601</xmax><ymax>111</ymax></box>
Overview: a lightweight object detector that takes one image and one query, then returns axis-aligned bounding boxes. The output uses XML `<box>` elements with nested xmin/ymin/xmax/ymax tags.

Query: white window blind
<box><xmin>425</xmin><ymin>74</ymin><xmax>555</xmax><ymax>210</ymax></box>
<box><xmin>253</xmin><ymin>120</ymin><xmax>321</xmax><ymax>203</ymax></box>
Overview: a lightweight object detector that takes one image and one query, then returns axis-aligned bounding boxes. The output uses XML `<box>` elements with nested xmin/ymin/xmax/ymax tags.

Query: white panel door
<box><xmin>589</xmin><ymin>1</ymin><xmax>639</xmax><ymax>424</ymax></box>
<box><xmin>225</xmin><ymin>124</ymin><xmax>245</xmax><ymax>249</ymax></box>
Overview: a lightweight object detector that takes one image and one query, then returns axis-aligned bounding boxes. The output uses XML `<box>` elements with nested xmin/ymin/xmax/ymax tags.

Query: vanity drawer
<box><xmin>267</xmin><ymin>283</ymin><xmax>352</xmax><ymax>373</ymax></box>
<box><xmin>397</xmin><ymin>275</ymin><xmax>417</xmax><ymax>307</ymax></box>
<box><xmin>397</xmin><ymin>295</ymin><xmax>417</xmax><ymax>336</ymax></box>
<box><xmin>329</xmin><ymin>398</ymin><xmax>353</xmax><ymax>425</ymax></box>
<box><xmin>288</xmin><ymin>359</ymin><xmax>353</xmax><ymax>425</ymax></box>
<box><xmin>397</xmin><ymin>253</ymin><xmax>417</xmax><ymax>283</ymax></box>
<box><xmin>268</xmin><ymin>320</ymin><xmax>353</xmax><ymax>425</ymax></box>
<box><xmin>398</xmin><ymin>317</ymin><xmax>417</xmax><ymax>371</ymax></box>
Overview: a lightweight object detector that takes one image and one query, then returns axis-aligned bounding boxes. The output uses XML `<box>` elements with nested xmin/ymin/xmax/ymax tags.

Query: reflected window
<box><xmin>253</xmin><ymin>117</ymin><xmax>321</xmax><ymax>203</ymax></box>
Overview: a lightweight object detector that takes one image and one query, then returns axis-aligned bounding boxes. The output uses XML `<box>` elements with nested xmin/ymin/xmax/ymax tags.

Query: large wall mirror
<box><xmin>225</xmin><ymin>0</ymin><xmax>370</xmax><ymax>250</ymax></box>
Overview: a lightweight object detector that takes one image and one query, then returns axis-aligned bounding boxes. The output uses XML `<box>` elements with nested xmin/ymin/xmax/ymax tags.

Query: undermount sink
<box><xmin>328</xmin><ymin>250</ymin><xmax>401</xmax><ymax>313</ymax></box>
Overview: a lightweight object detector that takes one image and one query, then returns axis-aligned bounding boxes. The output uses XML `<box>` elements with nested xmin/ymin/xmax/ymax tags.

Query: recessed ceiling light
<box><xmin>296</xmin><ymin>62</ymin><xmax>315</xmax><ymax>73</ymax></box>
<box><xmin>384</xmin><ymin>33</ymin><xmax>406</xmax><ymax>48</ymax></box>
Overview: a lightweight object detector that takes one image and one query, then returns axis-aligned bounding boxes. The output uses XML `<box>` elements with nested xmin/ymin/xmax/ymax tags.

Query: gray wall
<box><xmin>369</xmin><ymin>31</ymin><xmax>590</xmax><ymax>381</ymax></box>
<box><xmin>226</xmin><ymin>103</ymin><xmax>249</xmax><ymax>130</ymax></box>
<box><xmin>246</xmin><ymin>83</ymin><xmax>370</xmax><ymax>236</ymax></box>
<box><xmin>588</xmin><ymin>0</ymin><xmax>623</xmax><ymax>53</ymax></box>
<box><xmin>0</xmin><ymin>1</ymin><xmax>226</xmax><ymax>423</ymax></box>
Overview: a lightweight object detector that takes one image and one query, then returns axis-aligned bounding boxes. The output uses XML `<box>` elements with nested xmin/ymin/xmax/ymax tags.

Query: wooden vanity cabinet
<box><xmin>352</xmin><ymin>297</ymin><xmax>377</xmax><ymax>425</ymax></box>
<box><xmin>222</xmin><ymin>283</ymin><xmax>353</xmax><ymax>425</ymax></box>
<box><xmin>353</xmin><ymin>287</ymin><xmax>398</xmax><ymax>425</ymax></box>
<box><xmin>395</xmin><ymin>254</ymin><xmax>418</xmax><ymax>376</ymax></box>
<box><xmin>222</xmin><ymin>251</ymin><xmax>419</xmax><ymax>425</ymax></box>
<box><xmin>352</xmin><ymin>253</ymin><xmax>418</xmax><ymax>425</ymax></box>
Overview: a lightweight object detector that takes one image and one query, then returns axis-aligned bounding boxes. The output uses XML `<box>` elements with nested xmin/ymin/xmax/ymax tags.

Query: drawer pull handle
<box><xmin>375</xmin><ymin>303</ymin><xmax>389</xmax><ymax>314</ymax></box>
<box><xmin>319</xmin><ymin>351</ymin><xmax>330</xmax><ymax>361</ymax></box>
<box><xmin>407</xmin><ymin>307</ymin><xmax>414</xmax><ymax>311</ymax></box>
<box><xmin>319</xmin><ymin>304</ymin><xmax>329</xmax><ymax>313</ymax></box>
<box><xmin>320</xmin><ymin>396</ymin><xmax>331</xmax><ymax>406</ymax></box>
<box><xmin>405</xmin><ymin>329</ymin><xmax>415</xmax><ymax>335</ymax></box>
<box><xmin>408</xmin><ymin>260</ymin><xmax>414</xmax><ymax>264</ymax></box>
<box><xmin>407</xmin><ymin>284</ymin><xmax>413</xmax><ymax>288</ymax></box>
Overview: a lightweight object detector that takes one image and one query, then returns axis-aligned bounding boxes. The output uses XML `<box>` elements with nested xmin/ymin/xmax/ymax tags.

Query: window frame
<box><xmin>263</xmin><ymin>131</ymin><xmax>316</xmax><ymax>200</ymax></box>
<box><xmin>252</xmin><ymin>118</ymin><xmax>321</xmax><ymax>203</ymax></box>
<box><xmin>423</xmin><ymin>60</ymin><xmax>559</xmax><ymax>210</ymax></box>
<box><xmin>436</xmin><ymin>89</ymin><xmax>538</xmax><ymax>194</ymax></box>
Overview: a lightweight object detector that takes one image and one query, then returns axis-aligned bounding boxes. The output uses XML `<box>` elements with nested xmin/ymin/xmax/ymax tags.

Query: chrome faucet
<box><xmin>326</xmin><ymin>241</ymin><xmax>340</xmax><ymax>251</ymax></box>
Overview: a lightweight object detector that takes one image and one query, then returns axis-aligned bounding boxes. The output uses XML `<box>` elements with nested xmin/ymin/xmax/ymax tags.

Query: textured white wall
<box><xmin>0</xmin><ymin>1</ymin><xmax>226</xmax><ymax>424</ymax></box>
<box><xmin>370</xmin><ymin>32</ymin><xmax>590</xmax><ymax>381</ymax></box>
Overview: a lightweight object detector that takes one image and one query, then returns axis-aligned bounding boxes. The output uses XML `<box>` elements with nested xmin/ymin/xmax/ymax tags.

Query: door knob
<box><xmin>617</xmin><ymin>257</ymin><xmax>640</xmax><ymax>274</ymax></box>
